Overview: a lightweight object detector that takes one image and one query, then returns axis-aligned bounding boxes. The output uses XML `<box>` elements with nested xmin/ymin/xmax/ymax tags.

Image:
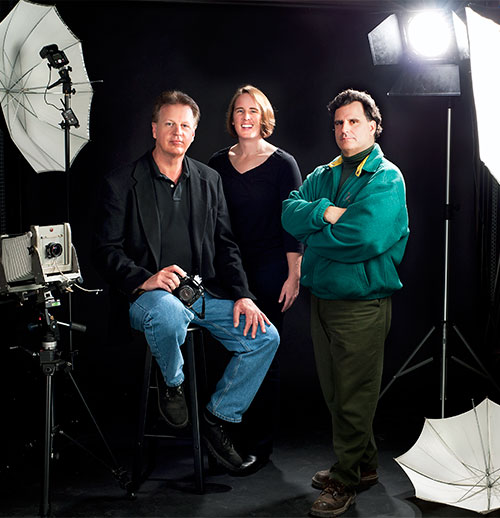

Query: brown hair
<box><xmin>225</xmin><ymin>85</ymin><xmax>275</xmax><ymax>139</ymax></box>
<box><xmin>152</xmin><ymin>90</ymin><xmax>200</xmax><ymax>126</ymax></box>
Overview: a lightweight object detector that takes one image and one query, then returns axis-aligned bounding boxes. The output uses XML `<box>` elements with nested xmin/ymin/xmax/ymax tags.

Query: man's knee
<box><xmin>238</xmin><ymin>322</ymin><xmax>279</xmax><ymax>359</ymax></box>
<box><xmin>129</xmin><ymin>290</ymin><xmax>191</xmax><ymax>332</ymax></box>
<box><xmin>270</xmin><ymin>324</ymin><xmax>280</xmax><ymax>349</ymax></box>
<box><xmin>261</xmin><ymin>324</ymin><xmax>280</xmax><ymax>356</ymax></box>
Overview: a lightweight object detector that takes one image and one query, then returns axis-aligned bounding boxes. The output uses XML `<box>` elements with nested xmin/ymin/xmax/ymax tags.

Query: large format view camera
<box><xmin>0</xmin><ymin>223</ymin><xmax>81</xmax><ymax>294</ymax></box>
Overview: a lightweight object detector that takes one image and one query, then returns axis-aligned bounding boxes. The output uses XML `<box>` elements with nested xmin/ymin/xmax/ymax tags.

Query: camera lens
<box><xmin>178</xmin><ymin>285</ymin><xmax>194</xmax><ymax>302</ymax></box>
<box><xmin>46</xmin><ymin>242</ymin><xmax>63</xmax><ymax>258</ymax></box>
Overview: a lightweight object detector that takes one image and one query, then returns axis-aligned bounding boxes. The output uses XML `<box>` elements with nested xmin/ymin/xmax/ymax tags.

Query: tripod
<box><xmin>27</xmin><ymin>290</ymin><xmax>130</xmax><ymax>517</ymax></box>
<box><xmin>380</xmin><ymin>101</ymin><xmax>500</xmax><ymax>417</ymax></box>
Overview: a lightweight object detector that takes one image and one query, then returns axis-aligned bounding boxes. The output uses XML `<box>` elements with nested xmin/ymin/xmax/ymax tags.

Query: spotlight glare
<box><xmin>407</xmin><ymin>11</ymin><xmax>453</xmax><ymax>59</ymax></box>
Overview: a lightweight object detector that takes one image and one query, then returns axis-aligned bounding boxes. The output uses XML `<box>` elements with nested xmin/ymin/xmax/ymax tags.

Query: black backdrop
<box><xmin>1</xmin><ymin>0</ymin><xmax>498</xmax><ymax>460</ymax></box>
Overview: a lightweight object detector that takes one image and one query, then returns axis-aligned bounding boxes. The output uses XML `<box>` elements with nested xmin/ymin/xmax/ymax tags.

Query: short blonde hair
<box><xmin>226</xmin><ymin>85</ymin><xmax>275</xmax><ymax>139</ymax></box>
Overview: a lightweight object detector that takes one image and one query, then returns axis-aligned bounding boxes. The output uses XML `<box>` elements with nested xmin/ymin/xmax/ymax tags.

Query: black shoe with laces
<box><xmin>202</xmin><ymin>412</ymin><xmax>243</xmax><ymax>471</ymax></box>
<box><xmin>156</xmin><ymin>371</ymin><xmax>188</xmax><ymax>428</ymax></box>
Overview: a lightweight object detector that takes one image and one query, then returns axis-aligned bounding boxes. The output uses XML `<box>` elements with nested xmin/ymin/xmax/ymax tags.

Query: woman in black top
<box><xmin>208</xmin><ymin>84</ymin><xmax>303</xmax><ymax>471</ymax></box>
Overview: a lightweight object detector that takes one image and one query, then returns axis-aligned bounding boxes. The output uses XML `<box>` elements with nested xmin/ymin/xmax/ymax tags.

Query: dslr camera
<box><xmin>173</xmin><ymin>274</ymin><xmax>204</xmax><ymax>308</ymax></box>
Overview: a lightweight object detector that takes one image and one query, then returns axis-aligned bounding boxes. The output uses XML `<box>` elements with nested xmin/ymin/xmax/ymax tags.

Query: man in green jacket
<box><xmin>282</xmin><ymin>89</ymin><xmax>409</xmax><ymax>517</ymax></box>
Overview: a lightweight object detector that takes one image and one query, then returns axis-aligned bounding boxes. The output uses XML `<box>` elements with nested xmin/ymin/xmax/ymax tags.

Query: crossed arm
<box><xmin>323</xmin><ymin>205</ymin><xmax>347</xmax><ymax>225</ymax></box>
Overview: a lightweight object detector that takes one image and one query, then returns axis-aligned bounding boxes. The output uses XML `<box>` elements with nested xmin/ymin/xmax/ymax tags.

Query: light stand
<box><xmin>17</xmin><ymin>46</ymin><xmax>128</xmax><ymax>513</ymax></box>
<box><xmin>379</xmin><ymin>100</ymin><xmax>500</xmax><ymax>416</ymax></box>
<box><xmin>369</xmin><ymin>9</ymin><xmax>499</xmax><ymax>416</ymax></box>
<box><xmin>41</xmin><ymin>44</ymin><xmax>80</xmax><ymax>368</ymax></box>
<box><xmin>48</xmin><ymin>64</ymin><xmax>78</xmax><ymax>223</ymax></box>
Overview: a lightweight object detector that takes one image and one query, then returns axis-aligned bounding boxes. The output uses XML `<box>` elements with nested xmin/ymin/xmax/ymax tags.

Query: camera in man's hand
<box><xmin>173</xmin><ymin>274</ymin><xmax>204</xmax><ymax>308</ymax></box>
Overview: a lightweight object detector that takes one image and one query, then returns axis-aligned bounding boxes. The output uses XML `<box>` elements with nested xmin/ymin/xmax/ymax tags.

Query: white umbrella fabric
<box><xmin>396</xmin><ymin>398</ymin><xmax>500</xmax><ymax>514</ymax></box>
<box><xmin>0</xmin><ymin>0</ymin><xmax>93</xmax><ymax>173</ymax></box>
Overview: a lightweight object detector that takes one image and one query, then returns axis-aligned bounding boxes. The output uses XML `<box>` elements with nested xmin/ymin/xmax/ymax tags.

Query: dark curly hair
<box><xmin>327</xmin><ymin>89</ymin><xmax>382</xmax><ymax>139</ymax></box>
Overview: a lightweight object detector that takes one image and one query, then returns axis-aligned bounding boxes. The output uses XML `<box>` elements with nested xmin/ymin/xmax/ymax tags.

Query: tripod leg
<box><xmin>452</xmin><ymin>325</ymin><xmax>500</xmax><ymax>392</ymax></box>
<box><xmin>66</xmin><ymin>371</ymin><xmax>118</xmax><ymax>465</ymax></box>
<box><xmin>40</xmin><ymin>374</ymin><xmax>54</xmax><ymax>517</ymax></box>
<box><xmin>131</xmin><ymin>346</ymin><xmax>154</xmax><ymax>495</ymax></box>
<box><xmin>64</xmin><ymin>370</ymin><xmax>130</xmax><ymax>490</ymax></box>
<box><xmin>379</xmin><ymin>326</ymin><xmax>435</xmax><ymax>400</ymax></box>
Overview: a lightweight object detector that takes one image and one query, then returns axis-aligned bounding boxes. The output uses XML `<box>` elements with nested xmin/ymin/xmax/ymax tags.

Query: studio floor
<box><xmin>3</xmin><ymin>318</ymin><xmax>499</xmax><ymax>518</ymax></box>
<box><xmin>2</xmin><ymin>410</ymin><xmax>499</xmax><ymax>518</ymax></box>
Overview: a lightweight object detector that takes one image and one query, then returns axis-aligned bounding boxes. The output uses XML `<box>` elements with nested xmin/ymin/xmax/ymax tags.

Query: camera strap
<box><xmin>190</xmin><ymin>293</ymin><xmax>205</xmax><ymax>319</ymax></box>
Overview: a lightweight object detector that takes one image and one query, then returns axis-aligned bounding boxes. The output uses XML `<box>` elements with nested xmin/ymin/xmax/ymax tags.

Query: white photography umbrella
<box><xmin>0</xmin><ymin>0</ymin><xmax>93</xmax><ymax>173</ymax></box>
<box><xmin>396</xmin><ymin>398</ymin><xmax>500</xmax><ymax>514</ymax></box>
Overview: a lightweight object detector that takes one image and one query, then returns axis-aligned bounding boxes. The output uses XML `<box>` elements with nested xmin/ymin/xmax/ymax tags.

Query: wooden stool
<box><xmin>130</xmin><ymin>324</ymin><xmax>206</xmax><ymax>494</ymax></box>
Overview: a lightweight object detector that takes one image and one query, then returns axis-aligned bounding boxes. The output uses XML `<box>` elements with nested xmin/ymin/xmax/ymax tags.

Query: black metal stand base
<box><xmin>39</xmin><ymin>348</ymin><xmax>130</xmax><ymax>516</ymax></box>
<box><xmin>380</xmin><ymin>321</ymin><xmax>500</xmax><ymax>417</ymax></box>
<box><xmin>380</xmin><ymin>104</ymin><xmax>499</xmax><ymax>417</ymax></box>
<box><xmin>24</xmin><ymin>294</ymin><xmax>130</xmax><ymax>517</ymax></box>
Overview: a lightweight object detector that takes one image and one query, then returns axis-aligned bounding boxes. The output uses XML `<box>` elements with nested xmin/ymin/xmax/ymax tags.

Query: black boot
<box><xmin>202</xmin><ymin>411</ymin><xmax>243</xmax><ymax>471</ymax></box>
<box><xmin>156</xmin><ymin>371</ymin><xmax>188</xmax><ymax>428</ymax></box>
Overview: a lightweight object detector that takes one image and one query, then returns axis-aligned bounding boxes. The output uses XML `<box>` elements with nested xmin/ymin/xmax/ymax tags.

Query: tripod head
<box><xmin>28</xmin><ymin>287</ymin><xmax>85</xmax><ymax>347</ymax></box>
<box><xmin>36</xmin><ymin>291</ymin><xmax>61</xmax><ymax>351</ymax></box>
<box><xmin>7</xmin><ymin>286</ymin><xmax>85</xmax><ymax>370</ymax></box>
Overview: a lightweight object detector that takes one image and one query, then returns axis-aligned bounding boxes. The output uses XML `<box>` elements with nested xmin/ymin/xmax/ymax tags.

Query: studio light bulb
<box><xmin>407</xmin><ymin>11</ymin><xmax>453</xmax><ymax>59</ymax></box>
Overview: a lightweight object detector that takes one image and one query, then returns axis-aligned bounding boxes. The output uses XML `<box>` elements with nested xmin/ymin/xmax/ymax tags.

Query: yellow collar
<box><xmin>327</xmin><ymin>155</ymin><xmax>370</xmax><ymax>177</ymax></box>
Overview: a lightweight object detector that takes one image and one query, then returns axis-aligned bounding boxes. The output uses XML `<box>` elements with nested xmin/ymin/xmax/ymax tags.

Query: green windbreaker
<box><xmin>282</xmin><ymin>144</ymin><xmax>409</xmax><ymax>300</ymax></box>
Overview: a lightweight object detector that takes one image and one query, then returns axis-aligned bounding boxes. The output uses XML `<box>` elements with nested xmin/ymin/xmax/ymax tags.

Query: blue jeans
<box><xmin>129</xmin><ymin>290</ymin><xmax>280</xmax><ymax>423</ymax></box>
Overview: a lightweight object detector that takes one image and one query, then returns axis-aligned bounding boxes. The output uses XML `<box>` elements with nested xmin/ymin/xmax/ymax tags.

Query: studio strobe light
<box><xmin>368</xmin><ymin>7</ymin><xmax>498</xmax><ymax>417</ymax></box>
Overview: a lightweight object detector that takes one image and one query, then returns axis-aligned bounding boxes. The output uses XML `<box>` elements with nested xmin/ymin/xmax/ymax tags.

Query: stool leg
<box><xmin>196</xmin><ymin>331</ymin><xmax>208</xmax><ymax>404</ymax></box>
<box><xmin>185</xmin><ymin>330</ymin><xmax>205</xmax><ymax>493</ymax></box>
<box><xmin>130</xmin><ymin>346</ymin><xmax>154</xmax><ymax>494</ymax></box>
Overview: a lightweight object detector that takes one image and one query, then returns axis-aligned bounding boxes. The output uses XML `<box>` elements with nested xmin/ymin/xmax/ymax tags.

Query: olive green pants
<box><xmin>310</xmin><ymin>295</ymin><xmax>391</xmax><ymax>488</ymax></box>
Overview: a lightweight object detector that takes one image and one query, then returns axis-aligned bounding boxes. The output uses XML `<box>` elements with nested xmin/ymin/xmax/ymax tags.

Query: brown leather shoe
<box><xmin>310</xmin><ymin>479</ymin><xmax>355</xmax><ymax>517</ymax></box>
<box><xmin>358</xmin><ymin>468</ymin><xmax>378</xmax><ymax>488</ymax></box>
<box><xmin>311</xmin><ymin>469</ymin><xmax>331</xmax><ymax>490</ymax></box>
<box><xmin>311</xmin><ymin>468</ymin><xmax>378</xmax><ymax>490</ymax></box>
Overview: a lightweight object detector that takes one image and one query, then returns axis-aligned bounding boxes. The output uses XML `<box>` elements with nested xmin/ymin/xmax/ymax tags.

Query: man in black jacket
<box><xmin>94</xmin><ymin>90</ymin><xmax>279</xmax><ymax>472</ymax></box>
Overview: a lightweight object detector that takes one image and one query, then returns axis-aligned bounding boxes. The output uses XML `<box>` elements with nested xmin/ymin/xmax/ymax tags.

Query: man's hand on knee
<box><xmin>233</xmin><ymin>298</ymin><xmax>271</xmax><ymax>338</ymax></box>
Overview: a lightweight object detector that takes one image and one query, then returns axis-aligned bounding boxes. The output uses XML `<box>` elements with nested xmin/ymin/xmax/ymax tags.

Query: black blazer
<box><xmin>93</xmin><ymin>151</ymin><xmax>253</xmax><ymax>301</ymax></box>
